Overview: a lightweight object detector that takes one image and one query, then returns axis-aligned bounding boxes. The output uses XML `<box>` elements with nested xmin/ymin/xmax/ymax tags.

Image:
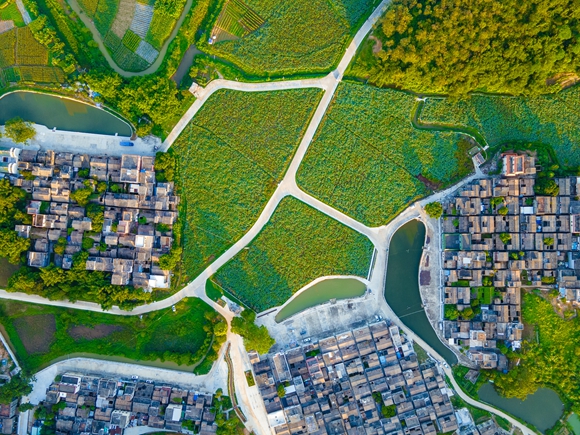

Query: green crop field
<box><xmin>420</xmin><ymin>88</ymin><xmax>580</xmax><ymax>167</ymax></box>
<box><xmin>0</xmin><ymin>298</ymin><xmax>223</xmax><ymax>372</ymax></box>
<box><xmin>297</xmin><ymin>82</ymin><xmax>470</xmax><ymax>227</ymax></box>
<box><xmin>172</xmin><ymin>88</ymin><xmax>323</xmax><ymax>279</ymax></box>
<box><xmin>146</xmin><ymin>9</ymin><xmax>175</xmax><ymax>49</ymax></box>
<box><xmin>203</xmin><ymin>0</ymin><xmax>381</xmax><ymax>76</ymax></box>
<box><xmin>80</xmin><ymin>0</ymin><xmax>119</xmax><ymax>35</ymax></box>
<box><xmin>213</xmin><ymin>196</ymin><xmax>374</xmax><ymax>311</ymax></box>
<box><xmin>211</xmin><ymin>0</ymin><xmax>264</xmax><ymax>41</ymax></box>
<box><xmin>122</xmin><ymin>29</ymin><xmax>141</xmax><ymax>51</ymax></box>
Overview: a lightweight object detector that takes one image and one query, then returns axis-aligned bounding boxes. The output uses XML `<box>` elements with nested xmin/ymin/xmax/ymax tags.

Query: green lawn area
<box><xmin>200</xmin><ymin>0</ymin><xmax>380</xmax><ymax>77</ymax></box>
<box><xmin>172</xmin><ymin>88</ymin><xmax>323</xmax><ymax>279</ymax></box>
<box><xmin>0</xmin><ymin>298</ymin><xmax>222</xmax><ymax>373</ymax></box>
<box><xmin>296</xmin><ymin>82</ymin><xmax>471</xmax><ymax>227</ymax></box>
<box><xmin>490</xmin><ymin>293</ymin><xmax>580</xmax><ymax>411</ymax></box>
<box><xmin>0</xmin><ymin>1</ymin><xmax>24</xmax><ymax>27</ymax></box>
<box><xmin>213</xmin><ymin>196</ymin><xmax>374</xmax><ymax>311</ymax></box>
<box><xmin>420</xmin><ymin>88</ymin><xmax>580</xmax><ymax>167</ymax></box>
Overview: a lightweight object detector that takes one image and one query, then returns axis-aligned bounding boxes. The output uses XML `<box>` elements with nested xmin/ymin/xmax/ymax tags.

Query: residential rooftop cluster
<box><xmin>6</xmin><ymin>147</ymin><xmax>179</xmax><ymax>290</ymax></box>
<box><xmin>34</xmin><ymin>374</ymin><xmax>217</xmax><ymax>435</ymax></box>
<box><xmin>441</xmin><ymin>151</ymin><xmax>580</xmax><ymax>369</ymax></box>
<box><xmin>250</xmin><ymin>322</ymin><xmax>459</xmax><ymax>435</ymax></box>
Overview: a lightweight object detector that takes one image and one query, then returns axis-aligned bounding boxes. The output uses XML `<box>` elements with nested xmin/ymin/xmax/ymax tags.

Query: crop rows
<box><xmin>3</xmin><ymin>66</ymin><xmax>19</xmax><ymax>82</ymax></box>
<box><xmin>172</xmin><ymin>88</ymin><xmax>323</xmax><ymax>280</ymax></box>
<box><xmin>0</xmin><ymin>29</ymin><xmax>15</xmax><ymax>68</ymax></box>
<box><xmin>93</xmin><ymin>0</ymin><xmax>120</xmax><ymax>35</ymax></box>
<box><xmin>145</xmin><ymin>9</ymin><xmax>173</xmax><ymax>49</ymax></box>
<box><xmin>297</xmin><ymin>83</ymin><xmax>468</xmax><ymax>227</ymax></box>
<box><xmin>135</xmin><ymin>39</ymin><xmax>158</xmax><ymax>63</ymax></box>
<box><xmin>18</xmin><ymin>65</ymin><xmax>64</xmax><ymax>83</ymax></box>
<box><xmin>122</xmin><ymin>28</ymin><xmax>141</xmax><ymax>51</ymax></box>
<box><xmin>15</xmin><ymin>27</ymin><xmax>48</xmax><ymax>65</ymax></box>
<box><xmin>420</xmin><ymin>89</ymin><xmax>580</xmax><ymax>167</ymax></box>
<box><xmin>206</xmin><ymin>0</ymin><xmax>378</xmax><ymax>76</ymax></box>
<box><xmin>130</xmin><ymin>3</ymin><xmax>153</xmax><ymax>38</ymax></box>
<box><xmin>112</xmin><ymin>43</ymin><xmax>149</xmax><ymax>71</ymax></box>
<box><xmin>213</xmin><ymin>196</ymin><xmax>374</xmax><ymax>311</ymax></box>
<box><xmin>214</xmin><ymin>0</ymin><xmax>264</xmax><ymax>38</ymax></box>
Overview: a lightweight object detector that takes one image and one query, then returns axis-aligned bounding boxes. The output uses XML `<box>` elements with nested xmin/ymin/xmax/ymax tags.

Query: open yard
<box><xmin>420</xmin><ymin>87</ymin><xmax>580</xmax><ymax>167</ymax></box>
<box><xmin>172</xmin><ymin>88</ymin><xmax>322</xmax><ymax>279</ymax></box>
<box><xmin>201</xmin><ymin>0</ymin><xmax>381</xmax><ymax>76</ymax></box>
<box><xmin>0</xmin><ymin>298</ymin><xmax>222</xmax><ymax>372</ymax></box>
<box><xmin>213</xmin><ymin>196</ymin><xmax>374</xmax><ymax>311</ymax></box>
<box><xmin>296</xmin><ymin>82</ymin><xmax>470</xmax><ymax>227</ymax></box>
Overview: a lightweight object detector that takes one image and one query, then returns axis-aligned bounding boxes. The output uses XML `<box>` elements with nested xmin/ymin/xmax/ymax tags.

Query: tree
<box><xmin>70</xmin><ymin>187</ymin><xmax>93</xmax><ymax>206</ymax></box>
<box><xmin>86</xmin><ymin>203</ymin><xmax>104</xmax><ymax>232</ymax></box>
<box><xmin>424</xmin><ymin>202</ymin><xmax>443</xmax><ymax>219</ymax></box>
<box><xmin>381</xmin><ymin>404</ymin><xmax>396</xmax><ymax>418</ymax></box>
<box><xmin>544</xmin><ymin>237</ymin><xmax>554</xmax><ymax>246</ymax></box>
<box><xmin>159</xmin><ymin>246</ymin><xmax>182</xmax><ymax>270</ymax></box>
<box><xmin>0</xmin><ymin>374</ymin><xmax>33</xmax><ymax>404</ymax></box>
<box><xmin>353</xmin><ymin>0</ymin><xmax>580</xmax><ymax>95</ymax></box>
<box><xmin>277</xmin><ymin>384</ymin><xmax>285</xmax><ymax>398</ymax></box>
<box><xmin>231</xmin><ymin>315</ymin><xmax>275</xmax><ymax>354</ymax></box>
<box><xmin>4</xmin><ymin>117</ymin><xmax>36</xmax><ymax>144</ymax></box>
<box><xmin>500</xmin><ymin>233</ymin><xmax>512</xmax><ymax>245</ymax></box>
<box><xmin>444</xmin><ymin>304</ymin><xmax>459</xmax><ymax>320</ymax></box>
<box><xmin>155</xmin><ymin>151</ymin><xmax>176</xmax><ymax>182</ymax></box>
<box><xmin>461</xmin><ymin>307</ymin><xmax>475</xmax><ymax>320</ymax></box>
<box><xmin>0</xmin><ymin>229</ymin><xmax>30</xmax><ymax>264</ymax></box>
<box><xmin>535</xmin><ymin>177</ymin><xmax>559</xmax><ymax>196</ymax></box>
<box><xmin>498</xmin><ymin>207</ymin><xmax>509</xmax><ymax>216</ymax></box>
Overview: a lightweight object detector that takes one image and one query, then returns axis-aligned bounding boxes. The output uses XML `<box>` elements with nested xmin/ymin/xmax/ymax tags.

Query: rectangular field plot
<box><xmin>297</xmin><ymin>82</ymin><xmax>469</xmax><ymax>227</ymax></box>
<box><xmin>135</xmin><ymin>39</ymin><xmax>158</xmax><ymax>63</ymax></box>
<box><xmin>122</xmin><ymin>28</ymin><xmax>141</xmax><ymax>51</ymax></box>
<box><xmin>130</xmin><ymin>2</ymin><xmax>153</xmax><ymax>37</ymax></box>
<box><xmin>19</xmin><ymin>66</ymin><xmax>64</xmax><ymax>83</ymax></box>
<box><xmin>0</xmin><ymin>28</ymin><xmax>15</xmax><ymax>67</ymax></box>
<box><xmin>15</xmin><ymin>27</ymin><xmax>48</xmax><ymax>65</ymax></box>
<box><xmin>212</xmin><ymin>0</ymin><xmax>264</xmax><ymax>40</ymax></box>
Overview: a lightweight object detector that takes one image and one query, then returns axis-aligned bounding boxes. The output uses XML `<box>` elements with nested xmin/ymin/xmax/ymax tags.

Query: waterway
<box><xmin>172</xmin><ymin>45</ymin><xmax>202</xmax><ymax>86</ymax></box>
<box><xmin>0</xmin><ymin>91</ymin><xmax>132</xmax><ymax>136</ymax></box>
<box><xmin>275</xmin><ymin>278</ymin><xmax>367</xmax><ymax>323</ymax></box>
<box><xmin>478</xmin><ymin>383</ymin><xmax>564</xmax><ymax>432</ymax></box>
<box><xmin>384</xmin><ymin>219</ymin><xmax>457</xmax><ymax>364</ymax></box>
<box><xmin>568</xmin><ymin>413</ymin><xmax>580</xmax><ymax>435</ymax></box>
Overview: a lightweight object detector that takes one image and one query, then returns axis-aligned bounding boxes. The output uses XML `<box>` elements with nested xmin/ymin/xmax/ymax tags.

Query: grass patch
<box><xmin>297</xmin><ymin>82</ymin><xmax>470</xmax><ymax>227</ymax></box>
<box><xmin>172</xmin><ymin>88</ymin><xmax>322</xmax><ymax>279</ymax></box>
<box><xmin>213</xmin><ymin>196</ymin><xmax>374</xmax><ymax>311</ymax></box>
<box><xmin>420</xmin><ymin>88</ymin><xmax>580</xmax><ymax>167</ymax></box>
<box><xmin>0</xmin><ymin>1</ymin><xmax>25</xmax><ymax>27</ymax></box>
<box><xmin>453</xmin><ymin>365</ymin><xmax>488</xmax><ymax>398</ymax></box>
<box><xmin>245</xmin><ymin>369</ymin><xmax>255</xmax><ymax>386</ymax></box>
<box><xmin>495</xmin><ymin>416</ymin><xmax>512</xmax><ymax>432</ymax></box>
<box><xmin>0</xmin><ymin>298</ymin><xmax>222</xmax><ymax>372</ymax></box>
<box><xmin>200</xmin><ymin>0</ymin><xmax>381</xmax><ymax>76</ymax></box>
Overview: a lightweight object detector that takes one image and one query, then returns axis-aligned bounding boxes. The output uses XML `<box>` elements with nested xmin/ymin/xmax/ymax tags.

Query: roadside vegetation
<box><xmin>213</xmin><ymin>197</ymin><xmax>374</xmax><ymax>311</ymax></box>
<box><xmin>419</xmin><ymin>88</ymin><xmax>580</xmax><ymax>167</ymax></box>
<box><xmin>297</xmin><ymin>82</ymin><xmax>472</xmax><ymax>227</ymax></box>
<box><xmin>231</xmin><ymin>309</ymin><xmax>274</xmax><ymax>354</ymax></box>
<box><xmin>198</xmin><ymin>0</ymin><xmax>380</xmax><ymax>77</ymax></box>
<box><xmin>349</xmin><ymin>0</ymin><xmax>580</xmax><ymax>95</ymax></box>
<box><xmin>172</xmin><ymin>88</ymin><xmax>322</xmax><ymax>279</ymax></box>
<box><xmin>0</xmin><ymin>298</ymin><xmax>225</xmax><ymax>373</ymax></box>
<box><xmin>490</xmin><ymin>292</ymin><xmax>580</xmax><ymax>413</ymax></box>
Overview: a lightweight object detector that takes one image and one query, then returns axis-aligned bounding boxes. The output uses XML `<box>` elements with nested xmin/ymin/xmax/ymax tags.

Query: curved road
<box><xmin>2</xmin><ymin>0</ymin><xmax>539</xmax><ymax>432</ymax></box>
<box><xmin>66</xmin><ymin>0</ymin><xmax>194</xmax><ymax>77</ymax></box>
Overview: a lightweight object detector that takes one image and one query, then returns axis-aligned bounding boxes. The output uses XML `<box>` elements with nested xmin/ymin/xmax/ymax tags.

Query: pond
<box><xmin>478</xmin><ymin>383</ymin><xmax>563</xmax><ymax>432</ymax></box>
<box><xmin>384</xmin><ymin>219</ymin><xmax>457</xmax><ymax>364</ymax></box>
<box><xmin>569</xmin><ymin>413</ymin><xmax>580</xmax><ymax>435</ymax></box>
<box><xmin>275</xmin><ymin>278</ymin><xmax>367</xmax><ymax>323</ymax></box>
<box><xmin>0</xmin><ymin>91</ymin><xmax>132</xmax><ymax>136</ymax></box>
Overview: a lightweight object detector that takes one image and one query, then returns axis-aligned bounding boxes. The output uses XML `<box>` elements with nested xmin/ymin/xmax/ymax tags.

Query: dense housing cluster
<box><xmin>442</xmin><ymin>152</ymin><xmax>580</xmax><ymax>369</ymax></box>
<box><xmin>36</xmin><ymin>374</ymin><xmax>217</xmax><ymax>434</ymax></box>
<box><xmin>4</xmin><ymin>147</ymin><xmax>179</xmax><ymax>290</ymax></box>
<box><xmin>250</xmin><ymin>323</ymin><xmax>459</xmax><ymax>435</ymax></box>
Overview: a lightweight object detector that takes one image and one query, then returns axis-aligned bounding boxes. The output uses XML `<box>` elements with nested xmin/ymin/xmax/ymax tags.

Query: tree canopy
<box><xmin>354</xmin><ymin>0</ymin><xmax>580</xmax><ymax>95</ymax></box>
<box><xmin>231</xmin><ymin>310</ymin><xmax>275</xmax><ymax>354</ymax></box>
<box><xmin>0</xmin><ymin>374</ymin><xmax>32</xmax><ymax>404</ymax></box>
<box><xmin>4</xmin><ymin>117</ymin><xmax>36</xmax><ymax>144</ymax></box>
<box><xmin>424</xmin><ymin>202</ymin><xmax>443</xmax><ymax>219</ymax></box>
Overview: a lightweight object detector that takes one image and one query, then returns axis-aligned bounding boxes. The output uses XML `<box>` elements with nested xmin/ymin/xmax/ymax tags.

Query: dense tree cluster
<box><xmin>424</xmin><ymin>202</ymin><xmax>443</xmax><ymax>219</ymax></box>
<box><xmin>357</xmin><ymin>0</ymin><xmax>580</xmax><ymax>95</ymax></box>
<box><xmin>3</xmin><ymin>117</ymin><xmax>36</xmax><ymax>144</ymax></box>
<box><xmin>0</xmin><ymin>180</ymin><xmax>30</xmax><ymax>264</ymax></box>
<box><xmin>85</xmin><ymin>72</ymin><xmax>185</xmax><ymax>136</ymax></box>
<box><xmin>154</xmin><ymin>151</ymin><xmax>176</xmax><ymax>182</ymax></box>
<box><xmin>0</xmin><ymin>374</ymin><xmax>33</xmax><ymax>404</ymax></box>
<box><xmin>7</xmin><ymin>252</ymin><xmax>152</xmax><ymax>310</ymax></box>
<box><xmin>231</xmin><ymin>310</ymin><xmax>274</xmax><ymax>355</ymax></box>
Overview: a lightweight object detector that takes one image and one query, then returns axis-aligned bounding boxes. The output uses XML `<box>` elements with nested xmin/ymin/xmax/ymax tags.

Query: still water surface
<box><xmin>384</xmin><ymin>219</ymin><xmax>457</xmax><ymax>364</ymax></box>
<box><xmin>0</xmin><ymin>92</ymin><xmax>132</xmax><ymax>136</ymax></box>
<box><xmin>275</xmin><ymin>278</ymin><xmax>367</xmax><ymax>322</ymax></box>
<box><xmin>478</xmin><ymin>383</ymin><xmax>563</xmax><ymax>432</ymax></box>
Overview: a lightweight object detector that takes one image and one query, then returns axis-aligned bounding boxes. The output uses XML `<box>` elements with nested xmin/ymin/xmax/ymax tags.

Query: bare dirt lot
<box><xmin>68</xmin><ymin>324</ymin><xmax>124</xmax><ymax>341</ymax></box>
<box><xmin>13</xmin><ymin>314</ymin><xmax>56</xmax><ymax>354</ymax></box>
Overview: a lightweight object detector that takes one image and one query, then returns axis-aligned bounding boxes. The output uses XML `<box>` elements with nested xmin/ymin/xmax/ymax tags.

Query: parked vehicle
<box><xmin>120</xmin><ymin>141</ymin><xmax>134</xmax><ymax>147</ymax></box>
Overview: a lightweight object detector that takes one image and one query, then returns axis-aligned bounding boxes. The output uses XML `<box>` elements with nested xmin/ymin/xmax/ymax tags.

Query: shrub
<box><xmin>499</xmin><ymin>233</ymin><xmax>512</xmax><ymax>245</ymax></box>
